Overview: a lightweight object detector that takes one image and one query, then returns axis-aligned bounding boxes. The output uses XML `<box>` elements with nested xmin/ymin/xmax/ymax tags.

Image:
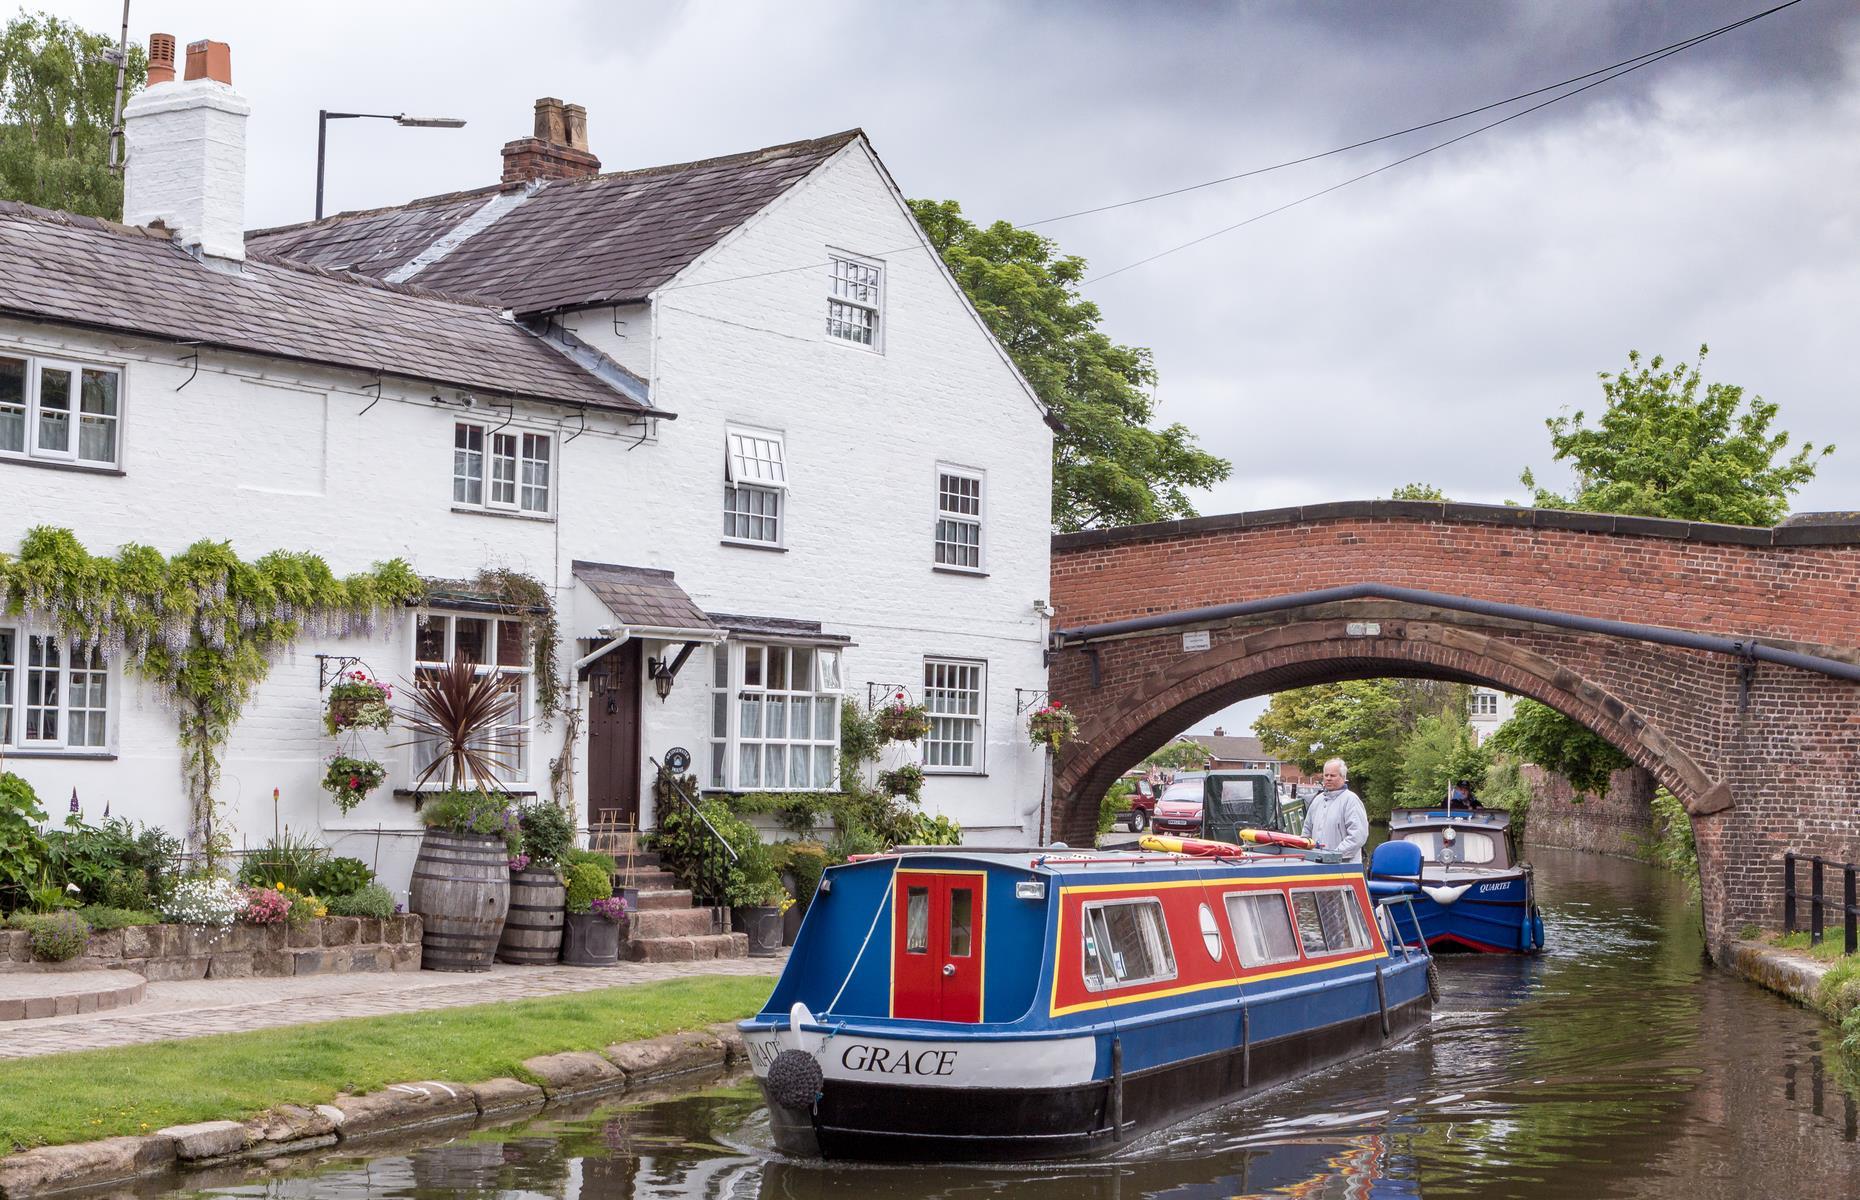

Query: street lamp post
<box><xmin>315</xmin><ymin>109</ymin><xmax>467</xmax><ymax>220</ymax></box>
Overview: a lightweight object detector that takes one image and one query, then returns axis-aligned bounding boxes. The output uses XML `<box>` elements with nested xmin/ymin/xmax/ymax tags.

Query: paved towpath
<box><xmin>0</xmin><ymin>956</ymin><xmax>784</xmax><ymax>1060</ymax></box>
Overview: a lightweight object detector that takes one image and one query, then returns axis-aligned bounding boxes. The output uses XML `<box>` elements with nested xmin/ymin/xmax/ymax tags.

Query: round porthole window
<box><xmin>1198</xmin><ymin>903</ymin><xmax>1223</xmax><ymax>961</ymax></box>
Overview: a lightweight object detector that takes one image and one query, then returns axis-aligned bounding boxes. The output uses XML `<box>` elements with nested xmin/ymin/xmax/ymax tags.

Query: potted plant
<box><xmin>1027</xmin><ymin>700</ymin><xmax>1079</xmax><ymax>752</ymax></box>
<box><xmin>730</xmin><ymin>843</ymin><xmax>789</xmax><ymax>958</ymax></box>
<box><xmin>874</xmin><ymin>694</ymin><xmax>931</xmax><ymax>744</ymax></box>
<box><xmin>395</xmin><ymin>659</ymin><xmax>523</xmax><ymax>971</ymax></box>
<box><xmin>324</xmin><ymin>670</ymin><xmax>393</xmax><ymax>735</ymax></box>
<box><xmin>497</xmin><ymin>800</ymin><xmax>575</xmax><ymax>965</ymax></box>
<box><xmin>321</xmin><ymin>755</ymin><xmax>387</xmax><ymax>814</ymax></box>
<box><xmin>561</xmin><ymin>860</ymin><xmax>622</xmax><ymax>966</ymax></box>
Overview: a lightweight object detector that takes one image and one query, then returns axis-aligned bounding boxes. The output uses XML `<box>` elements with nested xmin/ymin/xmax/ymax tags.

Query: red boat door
<box><xmin>891</xmin><ymin>870</ymin><xmax>986</xmax><ymax>1022</ymax></box>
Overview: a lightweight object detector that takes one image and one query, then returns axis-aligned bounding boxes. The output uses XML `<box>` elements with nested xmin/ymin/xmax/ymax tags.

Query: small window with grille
<box><xmin>827</xmin><ymin>254</ymin><xmax>883</xmax><ymax>349</ymax></box>
<box><xmin>923</xmin><ymin>657</ymin><xmax>985</xmax><ymax>773</ymax></box>
<box><xmin>935</xmin><ymin>467</ymin><xmax>984</xmax><ymax>571</ymax></box>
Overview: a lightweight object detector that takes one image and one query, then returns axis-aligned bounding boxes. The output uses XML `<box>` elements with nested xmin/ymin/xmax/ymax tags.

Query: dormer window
<box><xmin>827</xmin><ymin>254</ymin><xmax>883</xmax><ymax>349</ymax></box>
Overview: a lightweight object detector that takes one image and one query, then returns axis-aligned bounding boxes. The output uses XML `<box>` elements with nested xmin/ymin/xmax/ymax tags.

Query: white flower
<box><xmin>65</xmin><ymin>883</ymin><xmax>81</xmax><ymax>894</ymax></box>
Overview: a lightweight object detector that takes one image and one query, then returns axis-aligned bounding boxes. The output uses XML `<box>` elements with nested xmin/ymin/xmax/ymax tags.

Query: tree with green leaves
<box><xmin>910</xmin><ymin>199</ymin><xmax>1231</xmax><ymax>531</ymax></box>
<box><xmin>1254</xmin><ymin>680</ymin><xmax>1467</xmax><ymax>816</ymax></box>
<box><xmin>1521</xmin><ymin>346</ymin><xmax>1831</xmax><ymax>525</ymax></box>
<box><xmin>1502</xmin><ymin>346</ymin><xmax>1833</xmax><ymax>796</ymax></box>
<box><xmin>1390</xmin><ymin>482</ymin><xmax>1447</xmax><ymax>501</ymax></box>
<box><xmin>1394</xmin><ymin>713</ymin><xmax>1489</xmax><ymax>808</ymax></box>
<box><xmin>0</xmin><ymin>13</ymin><xmax>144</xmax><ymax>219</ymax></box>
<box><xmin>1143</xmin><ymin>740</ymin><xmax>1212</xmax><ymax>771</ymax></box>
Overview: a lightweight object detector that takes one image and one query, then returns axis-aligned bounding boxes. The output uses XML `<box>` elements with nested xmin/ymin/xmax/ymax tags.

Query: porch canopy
<box><xmin>570</xmin><ymin>561</ymin><xmax>723</xmax><ymax>682</ymax></box>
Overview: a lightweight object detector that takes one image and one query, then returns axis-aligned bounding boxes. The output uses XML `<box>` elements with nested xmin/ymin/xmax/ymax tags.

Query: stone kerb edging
<box><xmin>0</xmin><ymin>916</ymin><xmax>424</xmax><ymax>982</ymax></box>
<box><xmin>0</xmin><ymin>1022</ymin><xmax>749</xmax><ymax>1198</ymax></box>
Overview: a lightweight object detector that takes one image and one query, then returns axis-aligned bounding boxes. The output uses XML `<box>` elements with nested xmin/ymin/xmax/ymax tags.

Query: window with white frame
<box><xmin>453</xmin><ymin>422</ymin><xmax>552</xmax><ymax>516</ymax></box>
<box><xmin>723</xmin><ymin>427</ymin><xmax>787</xmax><ymax>545</ymax></box>
<box><xmin>826</xmin><ymin>254</ymin><xmax>882</xmax><ymax>348</ymax></box>
<box><xmin>0</xmin><ymin>626</ymin><xmax>110</xmax><ymax>751</ymax></box>
<box><xmin>412</xmin><ymin>612</ymin><xmax>533</xmax><ymax>785</ymax></box>
<box><xmin>0</xmin><ymin>352</ymin><xmax>121</xmax><ymax>468</ymax></box>
<box><xmin>1470</xmin><ymin>691</ymin><xmax>1500</xmax><ymax>717</ymax></box>
<box><xmin>935</xmin><ymin>467</ymin><xmax>983</xmax><ymax>570</ymax></box>
<box><xmin>708</xmin><ymin>642</ymin><xmax>842</xmax><ymax>791</ymax></box>
<box><xmin>923</xmin><ymin>658</ymin><xmax>984</xmax><ymax>772</ymax></box>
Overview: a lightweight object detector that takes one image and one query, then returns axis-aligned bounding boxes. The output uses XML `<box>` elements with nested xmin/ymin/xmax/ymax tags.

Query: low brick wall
<box><xmin>1520</xmin><ymin>765</ymin><xmax>1656</xmax><ymax>859</ymax></box>
<box><xmin>0</xmin><ymin>916</ymin><xmax>423</xmax><ymax>980</ymax></box>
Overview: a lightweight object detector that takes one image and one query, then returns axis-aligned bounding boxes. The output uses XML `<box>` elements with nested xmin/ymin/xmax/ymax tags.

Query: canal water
<box><xmin>164</xmin><ymin>847</ymin><xmax>1860</xmax><ymax>1199</ymax></box>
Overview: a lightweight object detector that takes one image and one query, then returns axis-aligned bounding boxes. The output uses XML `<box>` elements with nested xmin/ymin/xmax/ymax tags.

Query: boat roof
<box><xmin>1388</xmin><ymin>807</ymin><xmax>1515</xmax><ymax>829</ymax></box>
<box><xmin>848</xmin><ymin>846</ymin><xmax>1353</xmax><ymax>879</ymax></box>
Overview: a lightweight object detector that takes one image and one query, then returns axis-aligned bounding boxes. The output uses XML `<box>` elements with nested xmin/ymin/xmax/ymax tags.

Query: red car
<box><xmin>1149</xmin><ymin>778</ymin><xmax>1206</xmax><ymax>836</ymax></box>
<box><xmin>1120</xmin><ymin>780</ymin><xmax>1160</xmax><ymax>831</ymax></box>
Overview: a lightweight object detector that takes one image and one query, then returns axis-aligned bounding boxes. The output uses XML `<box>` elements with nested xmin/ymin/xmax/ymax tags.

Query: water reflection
<box><xmin>167</xmin><ymin>849</ymin><xmax>1860</xmax><ymax>1200</ymax></box>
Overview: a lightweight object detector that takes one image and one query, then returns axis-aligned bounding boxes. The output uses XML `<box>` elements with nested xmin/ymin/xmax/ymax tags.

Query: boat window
<box><xmin>1399</xmin><ymin>829</ymin><xmax>1499</xmax><ymax>865</ymax></box>
<box><xmin>905</xmin><ymin>887</ymin><xmax>930</xmax><ymax>954</ymax></box>
<box><xmin>1225</xmin><ymin>890</ymin><xmax>1301</xmax><ymax>967</ymax></box>
<box><xmin>1290</xmin><ymin>887</ymin><xmax>1372</xmax><ymax>956</ymax></box>
<box><xmin>1080</xmin><ymin>899</ymin><xmax>1177</xmax><ymax>991</ymax></box>
<box><xmin>948</xmin><ymin>887</ymin><xmax>974</xmax><ymax>957</ymax></box>
<box><xmin>1197</xmin><ymin>903</ymin><xmax>1223</xmax><ymax>961</ymax></box>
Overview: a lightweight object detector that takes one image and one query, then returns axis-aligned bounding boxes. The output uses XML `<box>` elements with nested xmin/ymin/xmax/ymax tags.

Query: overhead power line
<box><xmin>1028</xmin><ymin>0</ymin><xmax>1805</xmax><ymax>229</ymax></box>
<box><xmin>1084</xmin><ymin>0</ymin><xmax>1804</xmax><ymax>284</ymax></box>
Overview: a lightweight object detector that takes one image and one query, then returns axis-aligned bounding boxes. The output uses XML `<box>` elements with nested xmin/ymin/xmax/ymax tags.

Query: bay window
<box><xmin>412</xmin><ymin>612</ymin><xmax>533</xmax><ymax>786</ymax></box>
<box><xmin>708</xmin><ymin>642</ymin><xmax>842</xmax><ymax>791</ymax></box>
<box><xmin>0</xmin><ymin>626</ymin><xmax>110</xmax><ymax>752</ymax></box>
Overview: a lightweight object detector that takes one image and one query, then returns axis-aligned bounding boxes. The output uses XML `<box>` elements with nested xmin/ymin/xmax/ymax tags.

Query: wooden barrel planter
<box><xmin>408</xmin><ymin>831</ymin><xmax>510</xmax><ymax>972</ymax></box>
<box><xmin>496</xmin><ymin>866</ymin><xmax>566</xmax><ymax>965</ymax></box>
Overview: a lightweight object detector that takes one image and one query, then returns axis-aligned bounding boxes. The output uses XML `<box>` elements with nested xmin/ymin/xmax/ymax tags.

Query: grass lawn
<box><xmin>1772</xmin><ymin>927</ymin><xmax>1854</xmax><ymax>961</ymax></box>
<box><xmin>0</xmin><ymin>975</ymin><xmax>773</xmax><ymax>1153</ymax></box>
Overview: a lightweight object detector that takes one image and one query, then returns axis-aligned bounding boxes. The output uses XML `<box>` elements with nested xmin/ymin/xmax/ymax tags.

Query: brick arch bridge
<box><xmin>1047</xmin><ymin>501</ymin><xmax>1860</xmax><ymax>950</ymax></box>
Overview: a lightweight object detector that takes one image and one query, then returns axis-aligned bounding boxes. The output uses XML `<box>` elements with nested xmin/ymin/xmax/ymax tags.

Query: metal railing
<box><xmin>1782</xmin><ymin>852</ymin><xmax>1858</xmax><ymax>955</ymax></box>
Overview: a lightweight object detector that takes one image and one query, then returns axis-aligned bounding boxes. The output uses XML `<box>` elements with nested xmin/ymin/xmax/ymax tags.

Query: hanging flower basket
<box><xmin>876</xmin><ymin>763</ymin><xmax>925</xmax><ymax>802</ymax></box>
<box><xmin>875</xmin><ymin>697</ymin><xmax>931</xmax><ymax>744</ymax></box>
<box><xmin>1027</xmin><ymin>701</ymin><xmax>1079</xmax><ymax>752</ymax></box>
<box><xmin>324</xmin><ymin>671</ymin><xmax>393</xmax><ymax>736</ymax></box>
<box><xmin>322</xmin><ymin>755</ymin><xmax>387</xmax><ymax>814</ymax></box>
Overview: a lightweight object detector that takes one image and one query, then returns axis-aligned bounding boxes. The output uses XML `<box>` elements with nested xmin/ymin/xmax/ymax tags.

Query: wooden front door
<box><xmin>891</xmin><ymin>870</ymin><xmax>986</xmax><ymax>1022</ymax></box>
<box><xmin>587</xmin><ymin>642</ymin><xmax>642</xmax><ymax>832</ymax></box>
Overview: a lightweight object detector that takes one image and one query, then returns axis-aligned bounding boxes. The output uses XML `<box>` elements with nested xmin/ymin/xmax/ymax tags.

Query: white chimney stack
<box><xmin>122</xmin><ymin>37</ymin><xmax>249</xmax><ymax>264</ymax></box>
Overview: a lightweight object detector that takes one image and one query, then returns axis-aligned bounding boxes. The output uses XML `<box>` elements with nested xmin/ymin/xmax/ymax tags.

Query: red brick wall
<box><xmin>1520</xmin><ymin>765</ymin><xmax>1658</xmax><ymax>859</ymax></box>
<box><xmin>1048</xmin><ymin>503</ymin><xmax>1860</xmax><ymax>948</ymax></box>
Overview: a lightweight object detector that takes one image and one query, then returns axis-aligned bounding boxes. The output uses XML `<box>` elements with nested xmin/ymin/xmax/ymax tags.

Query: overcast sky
<box><xmin>27</xmin><ymin>0</ymin><xmax>1860</xmax><ymax>737</ymax></box>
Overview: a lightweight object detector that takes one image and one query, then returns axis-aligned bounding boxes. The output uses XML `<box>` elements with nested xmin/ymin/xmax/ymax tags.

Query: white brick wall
<box><xmin>1</xmin><ymin>136</ymin><xmax>1052</xmax><ymax>894</ymax></box>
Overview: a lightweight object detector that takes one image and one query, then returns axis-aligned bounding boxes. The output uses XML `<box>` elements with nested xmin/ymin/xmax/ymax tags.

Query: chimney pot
<box><xmin>562</xmin><ymin>103</ymin><xmax>589</xmax><ymax>152</ymax></box>
<box><xmin>533</xmin><ymin>97</ymin><xmax>566</xmax><ymax>145</ymax></box>
<box><xmin>183</xmin><ymin>39</ymin><xmax>232</xmax><ymax>85</ymax></box>
<box><xmin>147</xmin><ymin>33</ymin><xmax>176</xmax><ymax>85</ymax></box>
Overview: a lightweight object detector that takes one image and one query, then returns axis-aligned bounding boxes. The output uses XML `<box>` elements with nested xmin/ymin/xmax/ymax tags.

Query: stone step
<box><xmin>633</xmin><ymin>888</ymin><xmax>694</xmax><ymax>911</ymax></box>
<box><xmin>624</xmin><ymin>933</ymin><xmax>749</xmax><ymax>963</ymax></box>
<box><xmin>628</xmin><ymin>907</ymin><xmax>723</xmax><ymax>939</ymax></box>
<box><xmin>616</xmin><ymin>868</ymin><xmax>679</xmax><ymax>891</ymax></box>
<box><xmin>0</xmin><ymin>968</ymin><xmax>145</xmax><ymax>1020</ymax></box>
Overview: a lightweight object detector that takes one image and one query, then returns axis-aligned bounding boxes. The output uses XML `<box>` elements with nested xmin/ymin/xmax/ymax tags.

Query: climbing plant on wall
<box><xmin>0</xmin><ymin>527</ymin><xmax>422</xmax><ymax>869</ymax></box>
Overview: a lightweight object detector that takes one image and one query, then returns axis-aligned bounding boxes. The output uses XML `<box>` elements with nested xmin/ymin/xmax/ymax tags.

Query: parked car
<box><xmin>1121</xmin><ymin>780</ymin><xmax>1160</xmax><ymax>831</ymax></box>
<box><xmin>1150</xmin><ymin>778</ymin><xmax>1206</xmax><ymax>836</ymax></box>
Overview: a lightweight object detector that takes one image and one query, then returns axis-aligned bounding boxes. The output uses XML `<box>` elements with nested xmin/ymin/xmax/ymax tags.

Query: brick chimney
<box><xmin>501</xmin><ymin>97</ymin><xmax>601</xmax><ymax>185</ymax></box>
<box><xmin>122</xmin><ymin>36</ymin><xmax>249</xmax><ymax>264</ymax></box>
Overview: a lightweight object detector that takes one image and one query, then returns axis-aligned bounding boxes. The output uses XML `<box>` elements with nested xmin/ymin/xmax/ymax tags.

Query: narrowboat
<box><xmin>1377</xmin><ymin>805</ymin><xmax>1545</xmax><ymax>954</ymax></box>
<box><xmin>740</xmin><ymin>839</ymin><xmax>1434</xmax><ymax>1162</ymax></box>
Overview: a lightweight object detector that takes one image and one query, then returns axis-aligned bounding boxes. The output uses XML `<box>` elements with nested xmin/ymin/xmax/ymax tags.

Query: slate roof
<box><xmin>245</xmin><ymin>131</ymin><xmax>864</xmax><ymax>316</ymax></box>
<box><xmin>707</xmin><ymin>613</ymin><xmax>852</xmax><ymax>645</ymax></box>
<box><xmin>572</xmin><ymin>562</ymin><xmax>718</xmax><ymax>633</ymax></box>
<box><xmin>0</xmin><ymin>201</ymin><xmax>650</xmax><ymax>413</ymax></box>
<box><xmin>1185</xmin><ymin>734</ymin><xmax>1279</xmax><ymax>764</ymax></box>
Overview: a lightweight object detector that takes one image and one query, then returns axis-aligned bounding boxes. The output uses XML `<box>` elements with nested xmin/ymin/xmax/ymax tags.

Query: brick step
<box><xmin>624</xmin><ymin>933</ymin><xmax>748</xmax><ymax>963</ymax></box>
<box><xmin>633</xmin><ymin>888</ymin><xmax>694</xmax><ymax>911</ymax></box>
<box><xmin>627</xmin><ymin>907</ymin><xmax>722</xmax><ymax>939</ymax></box>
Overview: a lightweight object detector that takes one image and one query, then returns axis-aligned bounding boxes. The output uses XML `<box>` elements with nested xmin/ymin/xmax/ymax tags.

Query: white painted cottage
<box><xmin>0</xmin><ymin>40</ymin><xmax>1052</xmax><ymax>895</ymax></box>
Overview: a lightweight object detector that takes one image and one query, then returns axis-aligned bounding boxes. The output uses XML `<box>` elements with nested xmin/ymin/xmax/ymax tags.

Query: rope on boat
<box><xmin>822</xmin><ymin>857</ymin><xmax>901</xmax><ymax>1021</ymax></box>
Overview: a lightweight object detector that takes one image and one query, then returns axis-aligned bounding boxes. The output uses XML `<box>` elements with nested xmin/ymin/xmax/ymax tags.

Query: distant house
<box><xmin>1468</xmin><ymin>687</ymin><xmax>1518</xmax><ymax>745</ymax></box>
<box><xmin>1184</xmin><ymin>729</ymin><xmax>1282</xmax><ymax>776</ymax></box>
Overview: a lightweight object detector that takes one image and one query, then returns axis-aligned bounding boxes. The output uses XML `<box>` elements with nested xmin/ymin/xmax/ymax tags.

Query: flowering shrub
<box><xmin>1027</xmin><ymin>701</ymin><xmax>1078</xmax><ymax>752</ymax></box>
<box><xmin>287</xmin><ymin>890</ymin><xmax>326</xmax><ymax>928</ymax></box>
<box><xmin>321</xmin><ymin>756</ymin><xmax>387</xmax><ymax>814</ymax></box>
<box><xmin>161</xmin><ymin>877</ymin><xmax>246</xmax><ymax>929</ymax></box>
<box><xmin>19</xmin><ymin>912</ymin><xmax>88</xmax><ymax>961</ymax></box>
<box><xmin>507</xmin><ymin>853</ymin><xmax>531</xmax><ymax>873</ymax></box>
<box><xmin>242</xmin><ymin>886</ymin><xmax>291</xmax><ymax>924</ymax></box>
<box><xmin>590</xmin><ymin>895</ymin><xmax>628</xmax><ymax>923</ymax></box>
<box><xmin>874</xmin><ymin>694</ymin><xmax>931</xmax><ymax>744</ymax></box>
<box><xmin>419</xmin><ymin>790</ymin><xmax>524</xmax><ymax>857</ymax></box>
<box><xmin>324</xmin><ymin>671</ymin><xmax>393</xmax><ymax>735</ymax></box>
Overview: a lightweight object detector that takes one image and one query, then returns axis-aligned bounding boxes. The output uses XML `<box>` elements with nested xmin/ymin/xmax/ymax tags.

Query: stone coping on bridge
<box><xmin>1051</xmin><ymin>500</ymin><xmax>1860</xmax><ymax>550</ymax></box>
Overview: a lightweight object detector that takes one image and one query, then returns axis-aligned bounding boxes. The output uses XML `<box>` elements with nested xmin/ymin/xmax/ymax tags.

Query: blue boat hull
<box><xmin>1393</xmin><ymin>871</ymin><xmax>1544</xmax><ymax>954</ymax></box>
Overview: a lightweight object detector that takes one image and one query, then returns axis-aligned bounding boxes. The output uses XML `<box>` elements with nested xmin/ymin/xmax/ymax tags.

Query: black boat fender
<box><xmin>768</xmin><ymin>1048</ymin><xmax>824</xmax><ymax>1109</ymax></box>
